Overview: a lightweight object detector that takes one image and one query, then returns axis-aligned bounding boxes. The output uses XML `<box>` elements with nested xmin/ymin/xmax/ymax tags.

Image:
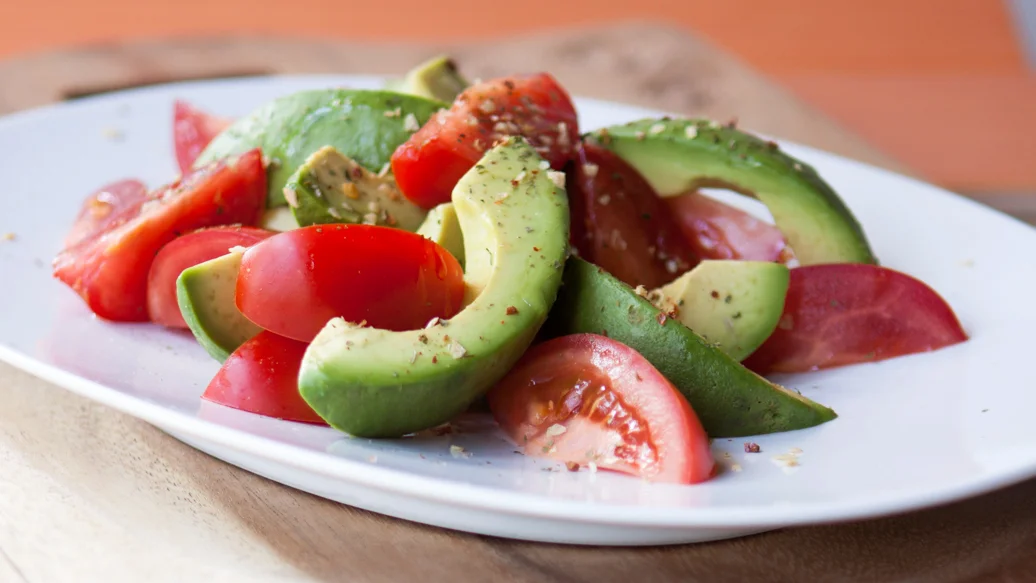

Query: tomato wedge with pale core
<box><xmin>744</xmin><ymin>263</ymin><xmax>968</xmax><ymax>374</ymax></box>
<box><xmin>147</xmin><ymin>225</ymin><xmax>275</xmax><ymax>328</ymax></box>
<box><xmin>174</xmin><ymin>100</ymin><xmax>232</xmax><ymax>174</ymax></box>
<box><xmin>488</xmin><ymin>333</ymin><xmax>715</xmax><ymax>484</ymax></box>
<box><xmin>53</xmin><ymin>150</ymin><xmax>267</xmax><ymax>322</ymax></box>
<box><xmin>665</xmin><ymin>191</ymin><xmax>791</xmax><ymax>262</ymax></box>
<box><xmin>236</xmin><ymin>224</ymin><xmax>465</xmax><ymax>342</ymax></box>
<box><xmin>204</xmin><ymin>331</ymin><xmax>327</xmax><ymax>425</ymax></box>
<box><xmin>64</xmin><ymin>179</ymin><xmax>149</xmax><ymax>249</ymax></box>
<box><xmin>566</xmin><ymin>143</ymin><xmax>699</xmax><ymax>289</ymax></box>
<box><xmin>391</xmin><ymin>73</ymin><xmax>580</xmax><ymax>208</ymax></box>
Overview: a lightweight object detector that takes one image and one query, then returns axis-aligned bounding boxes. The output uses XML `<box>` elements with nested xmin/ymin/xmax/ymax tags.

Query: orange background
<box><xmin>0</xmin><ymin>0</ymin><xmax>1033</xmax><ymax>193</ymax></box>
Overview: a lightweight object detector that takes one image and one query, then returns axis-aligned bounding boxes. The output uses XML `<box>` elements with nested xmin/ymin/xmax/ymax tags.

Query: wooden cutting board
<box><xmin>1</xmin><ymin>23</ymin><xmax>1034</xmax><ymax>582</ymax></box>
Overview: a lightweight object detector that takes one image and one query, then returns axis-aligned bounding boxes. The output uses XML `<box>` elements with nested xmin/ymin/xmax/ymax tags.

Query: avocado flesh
<box><xmin>195</xmin><ymin>89</ymin><xmax>446</xmax><ymax>207</ymax></box>
<box><xmin>416</xmin><ymin>203</ymin><xmax>464</xmax><ymax>267</ymax></box>
<box><xmin>258</xmin><ymin>207</ymin><xmax>298</xmax><ymax>232</ymax></box>
<box><xmin>177</xmin><ymin>250</ymin><xmax>262</xmax><ymax>362</ymax></box>
<box><xmin>386</xmin><ymin>55</ymin><xmax>470</xmax><ymax>102</ymax></box>
<box><xmin>546</xmin><ymin>257</ymin><xmax>836</xmax><ymax>437</ymax></box>
<box><xmin>591</xmin><ymin>119</ymin><xmax>876</xmax><ymax>266</ymax></box>
<box><xmin>285</xmin><ymin>146</ymin><xmax>427</xmax><ymax>231</ymax></box>
<box><xmin>299</xmin><ymin>137</ymin><xmax>570</xmax><ymax>437</ymax></box>
<box><xmin>652</xmin><ymin>260</ymin><xmax>789</xmax><ymax>362</ymax></box>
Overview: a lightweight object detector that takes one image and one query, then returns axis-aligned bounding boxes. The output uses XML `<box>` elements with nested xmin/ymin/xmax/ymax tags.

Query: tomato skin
<box><xmin>391</xmin><ymin>73</ymin><xmax>580</xmax><ymax>208</ymax></box>
<box><xmin>64</xmin><ymin>179</ymin><xmax>150</xmax><ymax>249</ymax></box>
<box><xmin>665</xmin><ymin>191</ymin><xmax>791</xmax><ymax>262</ymax></box>
<box><xmin>174</xmin><ymin>100</ymin><xmax>231</xmax><ymax>174</ymax></box>
<box><xmin>744</xmin><ymin>264</ymin><xmax>968</xmax><ymax>374</ymax></box>
<box><xmin>53</xmin><ymin>150</ymin><xmax>267</xmax><ymax>322</ymax></box>
<box><xmin>488</xmin><ymin>333</ymin><xmax>714</xmax><ymax>484</ymax></box>
<box><xmin>566</xmin><ymin>144</ymin><xmax>699</xmax><ymax>289</ymax></box>
<box><xmin>236</xmin><ymin>224</ymin><xmax>465</xmax><ymax>342</ymax></box>
<box><xmin>203</xmin><ymin>331</ymin><xmax>327</xmax><ymax>425</ymax></box>
<box><xmin>147</xmin><ymin>225</ymin><xmax>275</xmax><ymax>328</ymax></box>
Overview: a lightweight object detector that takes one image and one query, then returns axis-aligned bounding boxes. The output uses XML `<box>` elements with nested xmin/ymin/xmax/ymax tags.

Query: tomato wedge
<box><xmin>53</xmin><ymin>150</ymin><xmax>267</xmax><ymax>322</ymax></box>
<box><xmin>566</xmin><ymin>143</ymin><xmax>699</xmax><ymax>289</ymax></box>
<box><xmin>64</xmin><ymin>179</ymin><xmax>149</xmax><ymax>249</ymax></box>
<box><xmin>488</xmin><ymin>333</ymin><xmax>715</xmax><ymax>484</ymax></box>
<box><xmin>665</xmin><ymin>191</ymin><xmax>791</xmax><ymax>262</ymax></box>
<box><xmin>174</xmin><ymin>100</ymin><xmax>231</xmax><ymax>174</ymax></box>
<box><xmin>236</xmin><ymin>224</ymin><xmax>465</xmax><ymax>342</ymax></box>
<box><xmin>203</xmin><ymin>331</ymin><xmax>327</xmax><ymax>425</ymax></box>
<box><xmin>391</xmin><ymin>73</ymin><xmax>579</xmax><ymax>208</ymax></box>
<box><xmin>147</xmin><ymin>225</ymin><xmax>275</xmax><ymax>328</ymax></box>
<box><xmin>744</xmin><ymin>264</ymin><xmax>968</xmax><ymax>374</ymax></box>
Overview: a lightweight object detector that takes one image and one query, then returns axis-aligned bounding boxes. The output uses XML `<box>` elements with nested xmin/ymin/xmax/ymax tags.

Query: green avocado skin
<box><xmin>176</xmin><ymin>252</ymin><xmax>261</xmax><ymax>363</ymax></box>
<box><xmin>592</xmin><ymin>119</ymin><xmax>877</xmax><ymax>266</ymax></box>
<box><xmin>297</xmin><ymin>138</ymin><xmax>570</xmax><ymax>438</ymax></box>
<box><xmin>300</xmin><ymin>323</ymin><xmax>544</xmax><ymax>438</ymax></box>
<box><xmin>545</xmin><ymin>257</ymin><xmax>837</xmax><ymax>437</ymax></box>
<box><xmin>195</xmin><ymin>89</ymin><xmax>446</xmax><ymax>207</ymax></box>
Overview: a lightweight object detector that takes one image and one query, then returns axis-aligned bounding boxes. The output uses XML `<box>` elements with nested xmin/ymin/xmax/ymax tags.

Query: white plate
<box><xmin>2</xmin><ymin>75</ymin><xmax>1035</xmax><ymax>546</ymax></box>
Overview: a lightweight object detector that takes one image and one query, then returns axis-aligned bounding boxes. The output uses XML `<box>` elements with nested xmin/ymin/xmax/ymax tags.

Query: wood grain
<box><xmin>0</xmin><ymin>23</ymin><xmax>909</xmax><ymax>177</ymax></box>
<box><xmin>1</xmin><ymin>25</ymin><xmax>1034</xmax><ymax>582</ymax></box>
<box><xmin>4</xmin><ymin>361</ymin><xmax>1036</xmax><ymax>582</ymax></box>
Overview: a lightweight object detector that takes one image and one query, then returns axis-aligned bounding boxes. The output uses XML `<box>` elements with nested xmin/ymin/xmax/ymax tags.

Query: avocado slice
<box><xmin>650</xmin><ymin>260</ymin><xmax>789</xmax><ymax>361</ymax></box>
<box><xmin>416</xmin><ymin>202</ymin><xmax>464</xmax><ymax>267</ymax></box>
<box><xmin>258</xmin><ymin>207</ymin><xmax>298</xmax><ymax>232</ymax></box>
<box><xmin>195</xmin><ymin>89</ymin><xmax>446</xmax><ymax>207</ymax></box>
<box><xmin>177</xmin><ymin>250</ymin><xmax>262</xmax><ymax>362</ymax></box>
<box><xmin>590</xmin><ymin>119</ymin><xmax>876</xmax><ymax>265</ymax></box>
<box><xmin>284</xmin><ymin>146</ymin><xmax>427</xmax><ymax>231</ymax></box>
<box><xmin>386</xmin><ymin>55</ymin><xmax>470</xmax><ymax>102</ymax></box>
<box><xmin>546</xmin><ymin>257</ymin><xmax>835</xmax><ymax>437</ymax></box>
<box><xmin>299</xmin><ymin>137</ymin><xmax>569</xmax><ymax>437</ymax></box>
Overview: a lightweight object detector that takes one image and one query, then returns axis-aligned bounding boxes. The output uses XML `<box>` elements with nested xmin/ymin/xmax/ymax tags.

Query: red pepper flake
<box><xmin>744</xmin><ymin>442</ymin><xmax>761</xmax><ymax>453</ymax></box>
<box><xmin>431</xmin><ymin>355</ymin><xmax>438</xmax><ymax>364</ymax></box>
<box><xmin>656</xmin><ymin>313</ymin><xmax>667</xmax><ymax>326</ymax></box>
<box><xmin>710</xmin><ymin>290</ymin><xmax>720</xmax><ymax>299</ymax></box>
<box><xmin>565</xmin><ymin>462</ymin><xmax>580</xmax><ymax>472</ymax></box>
<box><xmin>533</xmin><ymin>246</ymin><xmax>541</xmax><ymax>252</ymax></box>
<box><xmin>506</xmin><ymin>306</ymin><xmax>519</xmax><ymax>315</ymax></box>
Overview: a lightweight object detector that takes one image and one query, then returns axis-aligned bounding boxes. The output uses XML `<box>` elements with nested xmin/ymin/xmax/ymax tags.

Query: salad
<box><xmin>52</xmin><ymin>57</ymin><xmax>968</xmax><ymax>485</ymax></box>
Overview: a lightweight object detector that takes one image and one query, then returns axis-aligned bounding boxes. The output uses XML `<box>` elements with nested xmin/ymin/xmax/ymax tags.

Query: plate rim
<box><xmin>3</xmin><ymin>73</ymin><xmax>1036</xmax><ymax>530</ymax></box>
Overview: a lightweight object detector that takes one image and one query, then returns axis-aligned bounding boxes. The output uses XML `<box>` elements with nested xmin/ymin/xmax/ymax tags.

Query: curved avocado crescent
<box><xmin>298</xmin><ymin>137</ymin><xmax>570</xmax><ymax>438</ymax></box>
<box><xmin>589</xmin><ymin>118</ymin><xmax>877</xmax><ymax>266</ymax></box>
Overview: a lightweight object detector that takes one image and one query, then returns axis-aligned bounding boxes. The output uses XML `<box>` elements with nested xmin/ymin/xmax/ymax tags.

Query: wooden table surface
<box><xmin>2</xmin><ymin>23</ymin><xmax>1036</xmax><ymax>582</ymax></box>
<box><xmin>3</xmin><ymin>1</ymin><xmax>1036</xmax><ymax>196</ymax></box>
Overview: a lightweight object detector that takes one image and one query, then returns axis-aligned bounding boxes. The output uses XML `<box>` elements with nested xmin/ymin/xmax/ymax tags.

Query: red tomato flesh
<box><xmin>64</xmin><ymin>179</ymin><xmax>149</xmax><ymax>249</ymax></box>
<box><xmin>567</xmin><ymin>144</ymin><xmax>699</xmax><ymax>289</ymax></box>
<box><xmin>53</xmin><ymin>150</ymin><xmax>267</xmax><ymax>322</ymax></box>
<box><xmin>174</xmin><ymin>100</ymin><xmax>232</xmax><ymax>174</ymax></box>
<box><xmin>391</xmin><ymin>73</ymin><xmax>579</xmax><ymax>208</ymax></box>
<box><xmin>488</xmin><ymin>333</ymin><xmax>715</xmax><ymax>484</ymax></box>
<box><xmin>203</xmin><ymin>331</ymin><xmax>327</xmax><ymax>425</ymax></box>
<box><xmin>665</xmin><ymin>191</ymin><xmax>791</xmax><ymax>262</ymax></box>
<box><xmin>744</xmin><ymin>263</ymin><xmax>968</xmax><ymax>374</ymax></box>
<box><xmin>236</xmin><ymin>224</ymin><xmax>465</xmax><ymax>342</ymax></box>
<box><xmin>147</xmin><ymin>225</ymin><xmax>275</xmax><ymax>328</ymax></box>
